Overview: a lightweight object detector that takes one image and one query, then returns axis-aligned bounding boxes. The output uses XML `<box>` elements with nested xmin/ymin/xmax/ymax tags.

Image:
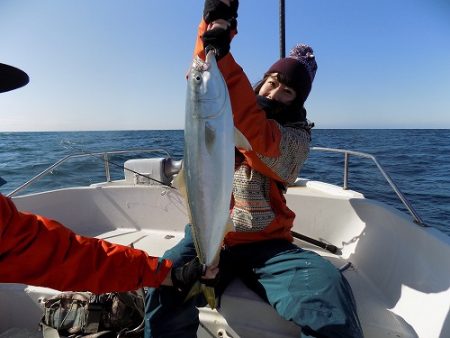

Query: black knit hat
<box><xmin>266</xmin><ymin>44</ymin><xmax>317</xmax><ymax>104</ymax></box>
<box><xmin>0</xmin><ymin>63</ymin><xmax>29</xmax><ymax>93</ymax></box>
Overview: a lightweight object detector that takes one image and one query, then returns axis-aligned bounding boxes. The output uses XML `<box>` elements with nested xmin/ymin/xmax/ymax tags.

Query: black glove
<box><xmin>202</xmin><ymin>26</ymin><xmax>231</xmax><ymax>60</ymax></box>
<box><xmin>171</xmin><ymin>257</ymin><xmax>206</xmax><ymax>293</ymax></box>
<box><xmin>203</xmin><ymin>0</ymin><xmax>239</xmax><ymax>30</ymax></box>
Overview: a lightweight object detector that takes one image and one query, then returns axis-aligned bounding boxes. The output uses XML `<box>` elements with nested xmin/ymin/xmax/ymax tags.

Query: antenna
<box><xmin>279</xmin><ymin>0</ymin><xmax>286</xmax><ymax>58</ymax></box>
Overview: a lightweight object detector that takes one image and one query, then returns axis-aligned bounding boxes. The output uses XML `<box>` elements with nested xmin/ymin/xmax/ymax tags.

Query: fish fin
<box><xmin>191</xmin><ymin>224</ymin><xmax>206</xmax><ymax>265</ymax></box>
<box><xmin>234</xmin><ymin>127</ymin><xmax>252</xmax><ymax>150</ymax></box>
<box><xmin>205</xmin><ymin>122</ymin><xmax>216</xmax><ymax>154</ymax></box>
<box><xmin>171</xmin><ymin>165</ymin><xmax>186</xmax><ymax>192</ymax></box>
<box><xmin>172</xmin><ymin>167</ymin><xmax>197</xmax><ymax>237</ymax></box>
<box><xmin>171</xmin><ymin>168</ymin><xmax>205</xmax><ymax>265</ymax></box>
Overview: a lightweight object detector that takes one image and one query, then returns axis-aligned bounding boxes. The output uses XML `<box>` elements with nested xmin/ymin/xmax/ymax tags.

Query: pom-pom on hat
<box><xmin>265</xmin><ymin>44</ymin><xmax>317</xmax><ymax>104</ymax></box>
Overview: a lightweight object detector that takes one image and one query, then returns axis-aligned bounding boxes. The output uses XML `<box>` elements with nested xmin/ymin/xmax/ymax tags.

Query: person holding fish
<box><xmin>145</xmin><ymin>0</ymin><xmax>363</xmax><ymax>337</ymax></box>
<box><xmin>0</xmin><ymin>63</ymin><xmax>213</xmax><ymax>294</ymax></box>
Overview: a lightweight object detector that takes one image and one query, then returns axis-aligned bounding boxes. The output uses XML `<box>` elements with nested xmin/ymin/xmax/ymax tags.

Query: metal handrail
<box><xmin>8</xmin><ymin>146</ymin><xmax>426</xmax><ymax>227</ymax></box>
<box><xmin>310</xmin><ymin>146</ymin><xmax>426</xmax><ymax>227</ymax></box>
<box><xmin>7</xmin><ymin>148</ymin><xmax>171</xmax><ymax>198</ymax></box>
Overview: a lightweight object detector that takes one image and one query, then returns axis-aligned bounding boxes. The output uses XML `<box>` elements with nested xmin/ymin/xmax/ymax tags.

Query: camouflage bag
<box><xmin>40</xmin><ymin>291</ymin><xmax>144</xmax><ymax>338</ymax></box>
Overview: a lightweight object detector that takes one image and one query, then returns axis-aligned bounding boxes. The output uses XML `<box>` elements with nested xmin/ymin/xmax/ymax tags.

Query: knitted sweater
<box><xmin>232</xmin><ymin>126</ymin><xmax>310</xmax><ymax>235</ymax></box>
<box><xmin>194</xmin><ymin>21</ymin><xmax>310</xmax><ymax>245</ymax></box>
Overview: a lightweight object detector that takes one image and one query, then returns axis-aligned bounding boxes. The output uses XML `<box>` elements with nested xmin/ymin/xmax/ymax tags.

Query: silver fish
<box><xmin>174</xmin><ymin>50</ymin><xmax>235</xmax><ymax>308</ymax></box>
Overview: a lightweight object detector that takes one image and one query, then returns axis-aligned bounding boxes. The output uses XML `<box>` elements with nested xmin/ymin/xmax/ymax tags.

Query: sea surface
<box><xmin>1</xmin><ymin>129</ymin><xmax>449</xmax><ymax>236</ymax></box>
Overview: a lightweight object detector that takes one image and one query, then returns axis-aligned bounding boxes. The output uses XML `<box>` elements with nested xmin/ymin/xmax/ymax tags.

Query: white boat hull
<box><xmin>1</xmin><ymin>170</ymin><xmax>449</xmax><ymax>337</ymax></box>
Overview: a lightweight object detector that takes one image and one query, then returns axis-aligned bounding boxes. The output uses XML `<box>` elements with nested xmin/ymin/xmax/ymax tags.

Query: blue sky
<box><xmin>0</xmin><ymin>0</ymin><xmax>449</xmax><ymax>131</ymax></box>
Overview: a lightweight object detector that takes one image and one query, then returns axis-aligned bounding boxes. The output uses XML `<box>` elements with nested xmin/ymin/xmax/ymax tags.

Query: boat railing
<box><xmin>7</xmin><ymin>148</ymin><xmax>171</xmax><ymax>198</ymax></box>
<box><xmin>310</xmin><ymin>146</ymin><xmax>426</xmax><ymax>227</ymax></box>
<box><xmin>8</xmin><ymin>146</ymin><xmax>426</xmax><ymax>227</ymax></box>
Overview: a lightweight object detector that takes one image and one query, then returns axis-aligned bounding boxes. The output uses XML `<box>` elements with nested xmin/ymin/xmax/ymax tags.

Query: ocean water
<box><xmin>1</xmin><ymin>129</ymin><xmax>449</xmax><ymax>236</ymax></box>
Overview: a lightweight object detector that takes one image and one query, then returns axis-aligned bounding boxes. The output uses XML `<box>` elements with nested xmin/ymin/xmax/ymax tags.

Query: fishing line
<box><xmin>60</xmin><ymin>140</ymin><xmax>175</xmax><ymax>188</ymax></box>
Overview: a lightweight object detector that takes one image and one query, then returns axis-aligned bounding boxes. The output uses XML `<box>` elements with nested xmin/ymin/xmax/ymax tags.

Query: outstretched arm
<box><xmin>0</xmin><ymin>194</ymin><xmax>172</xmax><ymax>293</ymax></box>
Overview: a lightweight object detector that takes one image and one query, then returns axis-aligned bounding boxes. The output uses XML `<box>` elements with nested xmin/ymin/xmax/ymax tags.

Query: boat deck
<box><xmin>5</xmin><ymin>228</ymin><xmax>418</xmax><ymax>338</ymax></box>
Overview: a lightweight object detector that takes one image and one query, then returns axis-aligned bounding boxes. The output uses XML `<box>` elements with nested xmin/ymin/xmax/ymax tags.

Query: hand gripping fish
<box><xmin>173</xmin><ymin>50</ymin><xmax>244</xmax><ymax>309</ymax></box>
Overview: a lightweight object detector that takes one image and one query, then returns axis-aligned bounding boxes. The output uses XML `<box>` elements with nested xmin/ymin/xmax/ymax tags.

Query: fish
<box><xmin>173</xmin><ymin>50</ymin><xmax>235</xmax><ymax>309</ymax></box>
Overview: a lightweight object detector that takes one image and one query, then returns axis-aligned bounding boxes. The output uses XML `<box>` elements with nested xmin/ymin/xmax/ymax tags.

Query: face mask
<box><xmin>256</xmin><ymin>95</ymin><xmax>288</xmax><ymax>118</ymax></box>
<box><xmin>256</xmin><ymin>95</ymin><xmax>310</xmax><ymax>130</ymax></box>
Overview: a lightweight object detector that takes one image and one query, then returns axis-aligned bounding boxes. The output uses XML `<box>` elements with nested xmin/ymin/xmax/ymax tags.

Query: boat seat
<box><xmin>217</xmin><ymin>278</ymin><xmax>301</xmax><ymax>337</ymax></box>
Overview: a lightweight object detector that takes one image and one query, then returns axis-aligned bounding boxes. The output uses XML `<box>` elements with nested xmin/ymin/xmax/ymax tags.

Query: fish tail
<box><xmin>202</xmin><ymin>285</ymin><xmax>217</xmax><ymax>309</ymax></box>
<box><xmin>184</xmin><ymin>281</ymin><xmax>202</xmax><ymax>302</ymax></box>
<box><xmin>183</xmin><ymin>283</ymin><xmax>217</xmax><ymax>309</ymax></box>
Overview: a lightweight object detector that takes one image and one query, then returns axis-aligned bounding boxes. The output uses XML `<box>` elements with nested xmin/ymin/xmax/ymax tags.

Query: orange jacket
<box><xmin>193</xmin><ymin>21</ymin><xmax>310</xmax><ymax>246</ymax></box>
<box><xmin>0</xmin><ymin>194</ymin><xmax>172</xmax><ymax>293</ymax></box>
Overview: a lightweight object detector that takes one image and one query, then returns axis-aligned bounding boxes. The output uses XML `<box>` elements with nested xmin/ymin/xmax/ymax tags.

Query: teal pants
<box><xmin>145</xmin><ymin>225</ymin><xmax>363</xmax><ymax>338</ymax></box>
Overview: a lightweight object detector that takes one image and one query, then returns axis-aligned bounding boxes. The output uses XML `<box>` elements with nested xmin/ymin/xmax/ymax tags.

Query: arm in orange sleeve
<box><xmin>193</xmin><ymin>20</ymin><xmax>286</xmax><ymax>182</ymax></box>
<box><xmin>0</xmin><ymin>194</ymin><xmax>172</xmax><ymax>293</ymax></box>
